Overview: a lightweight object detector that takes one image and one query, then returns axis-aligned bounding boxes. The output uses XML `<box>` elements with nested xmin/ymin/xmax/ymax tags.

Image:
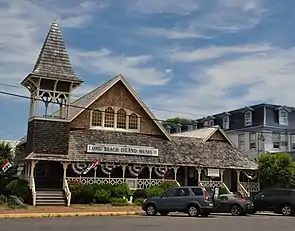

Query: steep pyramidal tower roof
<box><xmin>27</xmin><ymin>20</ymin><xmax>83</xmax><ymax>83</ymax></box>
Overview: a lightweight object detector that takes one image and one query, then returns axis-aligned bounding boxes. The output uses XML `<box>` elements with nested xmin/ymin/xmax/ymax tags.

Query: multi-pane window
<box><xmin>280</xmin><ymin>133</ymin><xmax>288</xmax><ymax>148</ymax></box>
<box><xmin>249</xmin><ymin>133</ymin><xmax>256</xmax><ymax>150</ymax></box>
<box><xmin>279</xmin><ymin>110</ymin><xmax>288</xmax><ymax>125</ymax></box>
<box><xmin>104</xmin><ymin>107</ymin><xmax>115</xmax><ymax>128</ymax></box>
<box><xmin>91</xmin><ymin>107</ymin><xmax>139</xmax><ymax>131</ymax></box>
<box><xmin>116</xmin><ymin>108</ymin><xmax>126</xmax><ymax>129</ymax></box>
<box><xmin>273</xmin><ymin>133</ymin><xmax>280</xmax><ymax>149</ymax></box>
<box><xmin>129</xmin><ymin>113</ymin><xmax>138</xmax><ymax>130</ymax></box>
<box><xmin>291</xmin><ymin>135</ymin><xmax>295</xmax><ymax>150</ymax></box>
<box><xmin>91</xmin><ymin>109</ymin><xmax>102</xmax><ymax>126</ymax></box>
<box><xmin>245</xmin><ymin>111</ymin><xmax>252</xmax><ymax>126</ymax></box>
<box><xmin>223</xmin><ymin>116</ymin><xmax>229</xmax><ymax>130</ymax></box>
<box><xmin>238</xmin><ymin>134</ymin><xmax>245</xmax><ymax>150</ymax></box>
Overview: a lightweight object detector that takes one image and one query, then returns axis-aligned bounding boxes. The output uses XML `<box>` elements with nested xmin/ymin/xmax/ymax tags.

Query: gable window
<box><xmin>209</xmin><ymin>120</ymin><xmax>214</xmax><ymax>126</ymax></box>
<box><xmin>280</xmin><ymin>133</ymin><xmax>288</xmax><ymax>148</ymax></box>
<box><xmin>245</xmin><ymin>111</ymin><xmax>252</xmax><ymax>126</ymax></box>
<box><xmin>291</xmin><ymin>135</ymin><xmax>295</xmax><ymax>150</ymax></box>
<box><xmin>272</xmin><ymin>133</ymin><xmax>280</xmax><ymax>149</ymax></box>
<box><xmin>223</xmin><ymin>116</ymin><xmax>229</xmax><ymax>130</ymax></box>
<box><xmin>249</xmin><ymin>133</ymin><xmax>256</xmax><ymax>150</ymax></box>
<box><xmin>279</xmin><ymin>110</ymin><xmax>288</xmax><ymax>125</ymax></box>
<box><xmin>117</xmin><ymin>108</ymin><xmax>127</xmax><ymax>129</ymax></box>
<box><xmin>129</xmin><ymin>113</ymin><xmax>138</xmax><ymax>130</ymax></box>
<box><xmin>238</xmin><ymin>134</ymin><xmax>245</xmax><ymax>150</ymax></box>
<box><xmin>91</xmin><ymin>109</ymin><xmax>102</xmax><ymax>126</ymax></box>
<box><xmin>104</xmin><ymin>107</ymin><xmax>115</xmax><ymax>128</ymax></box>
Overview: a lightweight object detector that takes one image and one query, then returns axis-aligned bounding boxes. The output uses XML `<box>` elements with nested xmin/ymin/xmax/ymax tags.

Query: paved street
<box><xmin>1</xmin><ymin>214</ymin><xmax>295</xmax><ymax>231</ymax></box>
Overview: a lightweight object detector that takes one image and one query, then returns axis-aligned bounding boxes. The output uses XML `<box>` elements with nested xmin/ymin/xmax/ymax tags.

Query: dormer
<box><xmin>221</xmin><ymin>112</ymin><xmax>231</xmax><ymax>130</ymax></box>
<box><xmin>204</xmin><ymin>116</ymin><xmax>215</xmax><ymax>127</ymax></box>
<box><xmin>276</xmin><ymin>106</ymin><xmax>291</xmax><ymax>126</ymax></box>
<box><xmin>241</xmin><ymin>106</ymin><xmax>254</xmax><ymax>126</ymax></box>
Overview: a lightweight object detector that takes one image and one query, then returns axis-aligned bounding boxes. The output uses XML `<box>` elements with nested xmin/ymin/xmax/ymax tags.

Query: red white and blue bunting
<box><xmin>128</xmin><ymin>165</ymin><xmax>144</xmax><ymax>177</ymax></box>
<box><xmin>101</xmin><ymin>164</ymin><xmax>115</xmax><ymax>175</ymax></box>
<box><xmin>154</xmin><ymin>166</ymin><xmax>170</xmax><ymax>178</ymax></box>
<box><xmin>243</xmin><ymin>170</ymin><xmax>257</xmax><ymax>180</ymax></box>
<box><xmin>72</xmin><ymin>163</ymin><xmax>88</xmax><ymax>175</ymax></box>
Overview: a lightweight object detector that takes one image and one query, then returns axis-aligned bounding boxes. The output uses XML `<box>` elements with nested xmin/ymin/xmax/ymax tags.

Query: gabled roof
<box><xmin>21</xmin><ymin>21</ymin><xmax>83</xmax><ymax>87</ymax></box>
<box><xmin>171</xmin><ymin>126</ymin><xmax>236</xmax><ymax>147</ymax></box>
<box><xmin>56</xmin><ymin>74</ymin><xmax>171</xmax><ymax>141</ymax></box>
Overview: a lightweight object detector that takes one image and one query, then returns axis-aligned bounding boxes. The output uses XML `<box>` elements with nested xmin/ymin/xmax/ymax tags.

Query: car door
<box><xmin>157</xmin><ymin>188</ymin><xmax>176</xmax><ymax>211</ymax></box>
<box><xmin>254</xmin><ymin>191</ymin><xmax>273</xmax><ymax>211</ymax></box>
<box><xmin>215</xmin><ymin>195</ymin><xmax>230</xmax><ymax>212</ymax></box>
<box><xmin>172</xmin><ymin>188</ymin><xmax>190</xmax><ymax>211</ymax></box>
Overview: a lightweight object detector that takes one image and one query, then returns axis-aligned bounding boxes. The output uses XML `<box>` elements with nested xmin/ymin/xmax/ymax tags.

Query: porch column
<box><xmin>122</xmin><ymin>164</ymin><xmax>126</xmax><ymax>180</ymax></box>
<box><xmin>94</xmin><ymin>167</ymin><xmax>97</xmax><ymax>179</ymax></box>
<box><xmin>173</xmin><ymin>166</ymin><xmax>178</xmax><ymax>180</ymax></box>
<box><xmin>196</xmin><ymin>168</ymin><xmax>202</xmax><ymax>186</ymax></box>
<box><xmin>184</xmin><ymin>166</ymin><xmax>188</xmax><ymax>186</ymax></box>
<box><xmin>148</xmin><ymin>166</ymin><xmax>153</xmax><ymax>186</ymax></box>
<box><xmin>62</xmin><ymin>162</ymin><xmax>69</xmax><ymax>188</ymax></box>
<box><xmin>29</xmin><ymin>160</ymin><xmax>37</xmax><ymax>188</ymax></box>
<box><xmin>220</xmin><ymin>169</ymin><xmax>224</xmax><ymax>182</ymax></box>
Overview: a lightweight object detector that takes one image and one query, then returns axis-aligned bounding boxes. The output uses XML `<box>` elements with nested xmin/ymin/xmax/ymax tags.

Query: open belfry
<box><xmin>16</xmin><ymin>21</ymin><xmax>258</xmax><ymax>206</ymax></box>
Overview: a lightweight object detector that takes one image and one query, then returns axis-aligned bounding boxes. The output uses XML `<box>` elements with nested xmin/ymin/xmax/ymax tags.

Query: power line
<box><xmin>0</xmin><ymin>89</ymin><xmax>294</xmax><ymax>136</ymax></box>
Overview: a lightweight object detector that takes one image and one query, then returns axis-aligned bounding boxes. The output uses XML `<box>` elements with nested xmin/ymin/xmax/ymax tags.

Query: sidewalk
<box><xmin>0</xmin><ymin>205</ymin><xmax>143</xmax><ymax>218</ymax></box>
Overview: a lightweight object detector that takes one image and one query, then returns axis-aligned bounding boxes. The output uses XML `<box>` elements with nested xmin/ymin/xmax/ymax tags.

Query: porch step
<box><xmin>35</xmin><ymin>188</ymin><xmax>66</xmax><ymax>206</ymax></box>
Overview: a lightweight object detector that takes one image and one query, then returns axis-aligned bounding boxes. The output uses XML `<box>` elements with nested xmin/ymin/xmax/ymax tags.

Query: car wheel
<box><xmin>187</xmin><ymin>205</ymin><xmax>199</xmax><ymax>217</ymax></box>
<box><xmin>281</xmin><ymin>204</ymin><xmax>292</xmax><ymax>216</ymax></box>
<box><xmin>230</xmin><ymin>204</ymin><xmax>243</xmax><ymax>216</ymax></box>
<box><xmin>159</xmin><ymin>211</ymin><xmax>169</xmax><ymax>216</ymax></box>
<box><xmin>145</xmin><ymin>204</ymin><xmax>157</xmax><ymax>216</ymax></box>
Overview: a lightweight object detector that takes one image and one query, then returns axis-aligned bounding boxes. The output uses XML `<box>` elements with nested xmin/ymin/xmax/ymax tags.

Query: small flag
<box><xmin>1</xmin><ymin>159</ymin><xmax>12</xmax><ymax>173</ymax></box>
<box><xmin>82</xmin><ymin>159</ymin><xmax>100</xmax><ymax>175</ymax></box>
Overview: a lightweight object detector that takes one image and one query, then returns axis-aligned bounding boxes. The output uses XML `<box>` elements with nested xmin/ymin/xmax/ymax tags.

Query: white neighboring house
<box><xmin>0</xmin><ymin>139</ymin><xmax>20</xmax><ymax>159</ymax></box>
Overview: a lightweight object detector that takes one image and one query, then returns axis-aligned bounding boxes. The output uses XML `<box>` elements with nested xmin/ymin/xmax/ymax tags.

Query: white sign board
<box><xmin>207</xmin><ymin>168</ymin><xmax>220</xmax><ymax>177</ymax></box>
<box><xmin>86</xmin><ymin>144</ymin><xmax>158</xmax><ymax>156</ymax></box>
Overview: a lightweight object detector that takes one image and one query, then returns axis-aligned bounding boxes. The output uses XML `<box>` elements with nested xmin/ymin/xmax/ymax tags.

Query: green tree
<box><xmin>163</xmin><ymin>117</ymin><xmax>193</xmax><ymax>126</ymax></box>
<box><xmin>258</xmin><ymin>152</ymin><xmax>295</xmax><ymax>188</ymax></box>
<box><xmin>0</xmin><ymin>141</ymin><xmax>13</xmax><ymax>166</ymax></box>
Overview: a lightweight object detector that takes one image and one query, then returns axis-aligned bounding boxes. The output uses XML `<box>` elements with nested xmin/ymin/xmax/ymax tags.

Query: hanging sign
<box><xmin>207</xmin><ymin>169</ymin><xmax>220</xmax><ymax>177</ymax></box>
<box><xmin>86</xmin><ymin>144</ymin><xmax>158</xmax><ymax>156</ymax></box>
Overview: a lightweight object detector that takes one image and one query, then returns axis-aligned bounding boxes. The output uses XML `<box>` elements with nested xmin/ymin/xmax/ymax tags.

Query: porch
<box><xmin>21</xmin><ymin>160</ymin><xmax>259</xmax><ymax>206</ymax></box>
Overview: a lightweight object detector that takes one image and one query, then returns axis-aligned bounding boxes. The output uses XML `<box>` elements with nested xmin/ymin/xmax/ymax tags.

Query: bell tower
<box><xmin>21</xmin><ymin>21</ymin><xmax>83</xmax><ymax>155</ymax></box>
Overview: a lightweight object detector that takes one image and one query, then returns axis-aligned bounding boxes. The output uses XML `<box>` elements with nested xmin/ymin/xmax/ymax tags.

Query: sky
<box><xmin>0</xmin><ymin>0</ymin><xmax>295</xmax><ymax>140</ymax></box>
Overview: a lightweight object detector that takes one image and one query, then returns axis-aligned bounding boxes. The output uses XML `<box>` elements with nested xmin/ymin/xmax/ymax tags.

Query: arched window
<box><xmin>104</xmin><ymin>107</ymin><xmax>115</xmax><ymax>128</ymax></box>
<box><xmin>129</xmin><ymin>113</ymin><xmax>138</xmax><ymax>130</ymax></box>
<box><xmin>117</xmin><ymin>108</ymin><xmax>127</xmax><ymax>129</ymax></box>
<box><xmin>92</xmin><ymin>109</ymin><xmax>102</xmax><ymax>126</ymax></box>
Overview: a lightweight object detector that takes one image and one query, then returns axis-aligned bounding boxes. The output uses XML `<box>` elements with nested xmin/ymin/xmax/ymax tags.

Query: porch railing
<box><xmin>63</xmin><ymin>178</ymin><xmax>71</xmax><ymax>207</ymax></box>
<box><xmin>66</xmin><ymin>177</ymin><xmax>179</xmax><ymax>190</ymax></box>
<box><xmin>240</xmin><ymin>182</ymin><xmax>260</xmax><ymax>193</ymax></box>
<box><xmin>222</xmin><ymin>182</ymin><xmax>232</xmax><ymax>194</ymax></box>
<box><xmin>200</xmin><ymin>181</ymin><xmax>223</xmax><ymax>189</ymax></box>
<box><xmin>238</xmin><ymin>183</ymin><xmax>250</xmax><ymax>198</ymax></box>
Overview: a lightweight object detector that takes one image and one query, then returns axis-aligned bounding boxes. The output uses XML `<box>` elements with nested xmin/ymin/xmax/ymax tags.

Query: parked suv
<box><xmin>142</xmin><ymin>186</ymin><xmax>215</xmax><ymax>217</ymax></box>
<box><xmin>250</xmin><ymin>188</ymin><xmax>295</xmax><ymax>216</ymax></box>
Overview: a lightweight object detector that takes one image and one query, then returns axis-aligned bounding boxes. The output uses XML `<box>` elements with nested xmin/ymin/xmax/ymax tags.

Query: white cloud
<box><xmin>137</xmin><ymin>27</ymin><xmax>213</xmax><ymax>40</ymax></box>
<box><xmin>71</xmin><ymin>49</ymin><xmax>171</xmax><ymax>86</ymax></box>
<box><xmin>169</xmin><ymin>44</ymin><xmax>273</xmax><ymax>62</ymax></box>
<box><xmin>149</xmin><ymin>44</ymin><xmax>295</xmax><ymax>120</ymax></box>
<box><xmin>133</xmin><ymin>0</ymin><xmax>199</xmax><ymax>15</ymax></box>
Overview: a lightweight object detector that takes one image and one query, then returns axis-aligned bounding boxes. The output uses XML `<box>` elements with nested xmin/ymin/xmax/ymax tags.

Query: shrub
<box><xmin>0</xmin><ymin>194</ymin><xmax>7</xmax><ymax>204</ymax></box>
<box><xmin>68</xmin><ymin>180</ymin><xmax>84</xmax><ymax>203</ymax></box>
<box><xmin>160</xmin><ymin>181</ymin><xmax>179</xmax><ymax>190</ymax></box>
<box><xmin>113</xmin><ymin>183</ymin><xmax>131</xmax><ymax>198</ymax></box>
<box><xmin>94</xmin><ymin>189</ymin><xmax>111</xmax><ymax>204</ymax></box>
<box><xmin>110</xmin><ymin>198</ymin><xmax>128</xmax><ymax>206</ymax></box>
<box><xmin>81</xmin><ymin>184</ymin><xmax>96</xmax><ymax>203</ymax></box>
<box><xmin>133</xmin><ymin>188</ymin><xmax>148</xmax><ymax>199</ymax></box>
<box><xmin>147</xmin><ymin>186</ymin><xmax>165</xmax><ymax>198</ymax></box>
<box><xmin>219</xmin><ymin>187</ymin><xmax>229</xmax><ymax>195</ymax></box>
<box><xmin>134</xmin><ymin>198</ymin><xmax>145</xmax><ymax>206</ymax></box>
<box><xmin>5</xmin><ymin>179</ymin><xmax>29</xmax><ymax>202</ymax></box>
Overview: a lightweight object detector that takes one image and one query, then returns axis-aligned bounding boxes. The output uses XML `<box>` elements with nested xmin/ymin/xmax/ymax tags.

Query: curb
<box><xmin>0</xmin><ymin>211</ymin><xmax>142</xmax><ymax>219</ymax></box>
